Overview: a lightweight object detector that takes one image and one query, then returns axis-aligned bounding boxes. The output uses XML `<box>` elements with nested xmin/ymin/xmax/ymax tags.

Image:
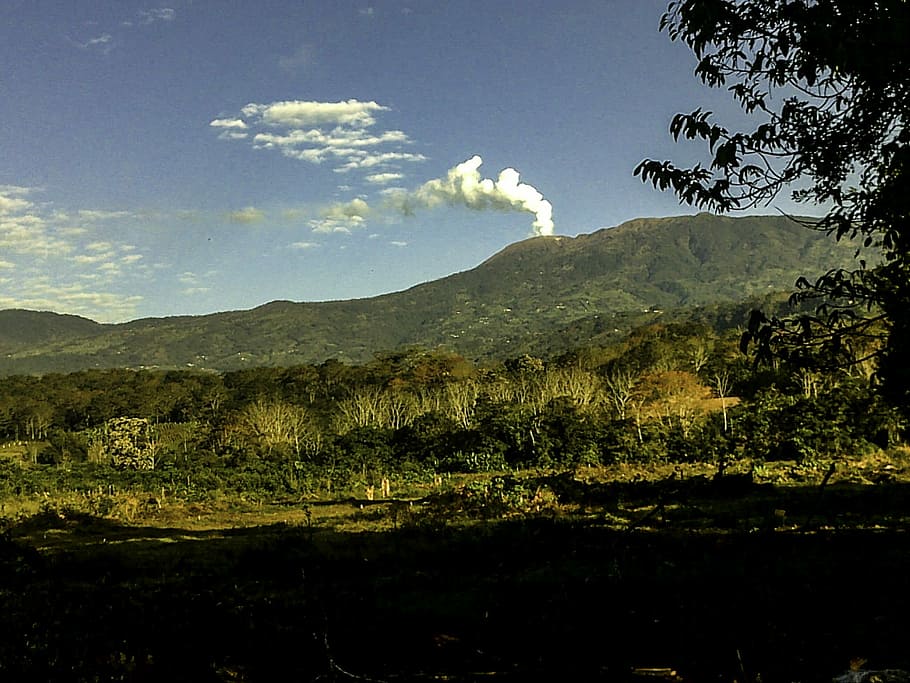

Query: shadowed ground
<box><xmin>2</xmin><ymin>472</ymin><xmax>909</xmax><ymax>682</ymax></box>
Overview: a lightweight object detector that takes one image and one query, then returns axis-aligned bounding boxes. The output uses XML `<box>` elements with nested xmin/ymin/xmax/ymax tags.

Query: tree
<box><xmin>603</xmin><ymin>367</ymin><xmax>638</xmax><ymax>420</ymax></box>
<box><xmin>233</xmin><ymin>399</ymin><xmax>316</xmax><ymax>459</ymax></box>
<box><xmin>442</xmin><ymin>380</ymin><xmax>479</xmax><ymax>429</ymax></box>
<box><xmin>636</xmin><ymin>370</ymin><xmax>712</xmax><ymax>438</ymax></box>
<box><xmin>635</xmin><ymin>0</ymin><xmax>910</xmax><ymax>412</ymax></box>
<box><xmin>712</xmin><ymin>370</ymin><xmax>733</xmax><ymax>433</ymax></box>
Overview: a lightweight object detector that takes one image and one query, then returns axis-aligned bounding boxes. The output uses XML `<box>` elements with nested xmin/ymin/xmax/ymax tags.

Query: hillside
<box><xmin>0</xmin><ymin>213</ymin><xmax>860</xmax><ymax>375</ymax></box>
<box><xmin>0</xmin><ymin>310</ymin><xmax>104</xmax><ymax>348</ymax></box>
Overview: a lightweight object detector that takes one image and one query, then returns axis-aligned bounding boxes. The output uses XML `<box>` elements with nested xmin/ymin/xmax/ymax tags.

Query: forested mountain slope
<box><xmin>0</xmin><ymin>213</ymin><xmax>857</xmax><ymax>375</ymax></box>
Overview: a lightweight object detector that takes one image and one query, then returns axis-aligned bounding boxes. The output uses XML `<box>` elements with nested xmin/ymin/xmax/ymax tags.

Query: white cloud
<box><xmin>59</xmin><ymin>226</ymin><xmax>88</xmax><ymax>237</ymax></box>
<box><xmin>214</xmin><ymin>99</ymin><xmax>424</xmax><ymax>176</ymax></box>
<box><xmin>290</xmin><ymin>241</ymin><xmax>320</xmax><ymax>250</ymax></box>
<box><xmin>78</xmin><ymin>209</ymin><xmax>132</xmax><ymax>221</ymax></box>
<box><xmin>72</xmin><ymin>252</ymin><xmax>115</xmax><ymax>265</ymax></box>
<box><xmin>0</xmin><ymin>190</ymin><xmax>33</xmax><ymax>215</ymax></box>
<box><xmin>0</xmin><ymin>212</ymin><xmax>72</xmax><ymax>256</ymax></box>
<box><xmin>366</xmin><ymin>172</ymin><xmax>404</xmax><ymax>185</ymax></box>
<box><xmin>254</xmin><ymin>128</ymin><xmax>409</xmax><ymax>151</ymax></box>
<box><xmin>0</xmin><ymin>186</ymin><xmax>151</xmax><ymax>321</ymax></box>
<box><xmin>210</xmin><ymin>118</ymin><xmax>249</xmax><ymax>141</ymax></box>
<box><xmin>98</xmin><ymin>262</ymin><xmax>122</xmax><ymax>275</ymax></box>
<box><xmin>310</xmin><ymin>198</ymin><xmax>371</xmax><ymax>233</ymax></box>
<box><xmin>244</xmin><ymin>99</ymin><xmax>388</xmax><ymax>128</ymax></box>
<box><xmin>72</xmin><ymin>8</ymin><xmax>176</xmax><ymax>55</ymax></box>
<box><xmin>335</xmin><ymin>151</ymin><xmax>426</xmax><ymax>173</ymax></box>
<box><xmin>76</xmin><ymin>33</ymin><xmax>114</xmax><ymax>52</ymax></box>
<box><xmin>279</xmin><ymin>45</ymin><xmax>314</xmax><ymax>72</ymax></box>
<box><xmin>177</xmin><ymin>271</ymin><xmax>212</xmax><ymax>296</ymax></box>
<box><xmin>138</xmin><ymin>8</ymin><xmax>176</xmax><ymax>24</ymax></box>
<box><xmin>0</xmin><ymin>285</ymin><xmax>143</xmax><ymax>323</ymax></box>
<box><xmin>0</xmin><ymin>185</ymin><xmax>33</xmax><ymax>197</ymax></box>
<box><xmin>227</xmin><ymin>206</ymin><xmax>265</xmax><ymax>224</ymax></box>
<box><xmin>390</xmin><ymin>240</ymin><xmax>408</xmax><ymax>247</ymax></box>
<box><xmin>210</xmin><ymin>118</ymin><xmax>248</xmax><ymax>129</ymax></box>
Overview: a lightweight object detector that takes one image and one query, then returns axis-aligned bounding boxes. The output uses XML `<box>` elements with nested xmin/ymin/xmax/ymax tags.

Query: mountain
<box><xmin>0</xmin><ymin>310</ymin><xmax>104</xmax><ymax>348</ymax></box>
<box><xmin>0</xmin><ymin>213</ymin><xmax>860</xmax><ymax>375</ymax></box>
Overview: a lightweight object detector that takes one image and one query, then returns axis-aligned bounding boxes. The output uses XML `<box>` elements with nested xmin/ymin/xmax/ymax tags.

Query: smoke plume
<box><xmin>392</xmin><ymin>155</ymin><xmax>554</xmax><ymax>236</ymax></box>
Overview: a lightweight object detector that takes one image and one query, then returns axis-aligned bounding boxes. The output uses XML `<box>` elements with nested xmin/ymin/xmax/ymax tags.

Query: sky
<box><xmin>0</xmin><ymin>0</ymin><xmax>795</xmax><ymax>323</ymax></box>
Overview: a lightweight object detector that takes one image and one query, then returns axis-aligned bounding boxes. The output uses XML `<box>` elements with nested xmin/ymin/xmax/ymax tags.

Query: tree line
<box><xmin>0</xmin><ymin>321</ymin><xmax>902</xmax><ymax>499</ymax></box>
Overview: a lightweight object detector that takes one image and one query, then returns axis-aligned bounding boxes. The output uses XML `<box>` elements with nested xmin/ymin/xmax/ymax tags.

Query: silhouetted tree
<box><xmin>635</xmin><ymin>0</ymin><xmax>910</xmax><ymax>413</ymax></box>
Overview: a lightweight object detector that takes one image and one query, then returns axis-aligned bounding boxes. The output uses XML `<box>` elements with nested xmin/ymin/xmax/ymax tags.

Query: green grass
<box><xmin>2</xmin><ymin>456</ymin><xmax>910</xmax><ymax>681</ymax></box>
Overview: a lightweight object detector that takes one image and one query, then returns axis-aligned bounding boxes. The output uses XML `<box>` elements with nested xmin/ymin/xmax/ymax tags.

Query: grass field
<box><xmin>2</xmin><ymin>456</ymin><xmax>910</xmax><ymax>682</ymax></box>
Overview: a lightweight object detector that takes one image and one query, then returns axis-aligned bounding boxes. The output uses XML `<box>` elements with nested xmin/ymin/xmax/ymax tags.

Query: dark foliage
<box><xmin>636</xmin><ymin>0</ymin><xmax>910</xmax><ymax>415</ymax></box>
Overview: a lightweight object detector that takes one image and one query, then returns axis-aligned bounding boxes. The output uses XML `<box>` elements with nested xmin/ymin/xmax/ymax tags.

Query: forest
<box><xmin>0</xmin><ymin>319</ymin><xmax>901</xmax><ymax>505</ymax></box>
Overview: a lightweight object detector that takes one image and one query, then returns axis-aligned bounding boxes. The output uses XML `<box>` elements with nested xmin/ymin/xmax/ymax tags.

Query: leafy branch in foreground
<box><xmin>635</xmin><ymin>0</ymin><xmax>910</xmax><ymax>412</ymax></box>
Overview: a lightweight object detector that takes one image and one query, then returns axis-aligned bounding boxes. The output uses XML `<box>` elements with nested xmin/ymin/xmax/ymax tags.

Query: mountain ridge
<box><xmin>0</xmin><ymin>213</ymin><xmax>858</xmax><ymax>375</ymax></box>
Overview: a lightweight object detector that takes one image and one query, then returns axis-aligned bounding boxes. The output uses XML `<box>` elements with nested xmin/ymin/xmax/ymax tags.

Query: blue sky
<box><xmin>0</xmin><ymin>0</ymin><xmax>782</xmax><ymax>322</ymax></box>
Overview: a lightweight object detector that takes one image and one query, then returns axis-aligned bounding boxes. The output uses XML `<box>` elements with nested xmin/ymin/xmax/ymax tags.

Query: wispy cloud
<box><xmin>177</xmin><ymin>271</ymin><xmax>212</xmax><ymax>296</ymax></box>
<box><xmin>336</xmin><ymin>152</ymin><xmax>425</xmax><ymax>173</ymax></box>
<box><xmin>0</xmin><ymin>186</ymin><xmax>150</xmax><ymax>321</ymax></box>
<box><xmin>0</xmin><ymin>287</ymin><xmax>143</xmax><ymax>322</ymax></box>
<box><xmin>227</xmin><ymin>206</ymin><xmax>265</xmax><ymax>224</ymax></box>
<box><xmin>278</xmin><ymin>45</ymin><xmax>315</xmax><ymax>73</ymax></box>
<box><xmin>78</xmin><ymin>209</ymin><xmax>133</xmax><ymax>221</ymax></box>
<box><xmin>290</xmin><ymin>241</ymin><xmax>320</xmax><ymax>250</ymax></box>
<box><xmin>366</xmin><ymin>172</ymin><xmax>404</xmax><ymax>185</ymax></box>
<box><xmin>137</xmin><ymin>8</ymin><xmax>176</xmax><ymax>25</ymax></box>
<box><xmin>74</xmin><ymin>33</ymin><xmax>115</xmax><ymax>53</ymax></box>
<box><xmin>72</xmin><ymin>7</ymin><xmax>176</xmax><ymax>53</ymax></box>
<box><xmin>0</xmin><ymin>186</ymin><xmax>33</xmax><ymax>215</ymax></box>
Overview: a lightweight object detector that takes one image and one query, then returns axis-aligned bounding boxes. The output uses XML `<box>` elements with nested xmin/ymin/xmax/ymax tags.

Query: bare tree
<box><xmin>540</xmin><ymin>367</ymin><xmax>603</xmax><ymax>409</ymax></box>
<box><xmin>712</xmin><ymin>371</ymin><xmax>733</xmax><ymax>434</ymax></box>
<box><xmin>335</xmin><ymin>386</ymin><xmax>417</xmax><ymax>432</ymax></box>
<box><xmin>603</xmin><ymin>368</ymin><xmax>638</xmax><ymax>420</ymax></box>
<box><xmin>443</xmin><ymin>380</ymin><xmax>479</xmax><ymax>429</ymax></box>
<box><xmin>238</xmin><ymin>399</ymin><xmax>313</xmax><ymax>458</ymax></box>
<box><xmin>688</xmin><ymin>337</ymin><xmax>712</xmax><ymax>374</ymax></box>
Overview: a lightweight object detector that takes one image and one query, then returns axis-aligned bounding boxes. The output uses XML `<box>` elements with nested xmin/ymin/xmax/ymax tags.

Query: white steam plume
<box><xmin>393</xmin><ymin>155</ymin><xmax>554</xmax><ymax>236</ymax></box>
